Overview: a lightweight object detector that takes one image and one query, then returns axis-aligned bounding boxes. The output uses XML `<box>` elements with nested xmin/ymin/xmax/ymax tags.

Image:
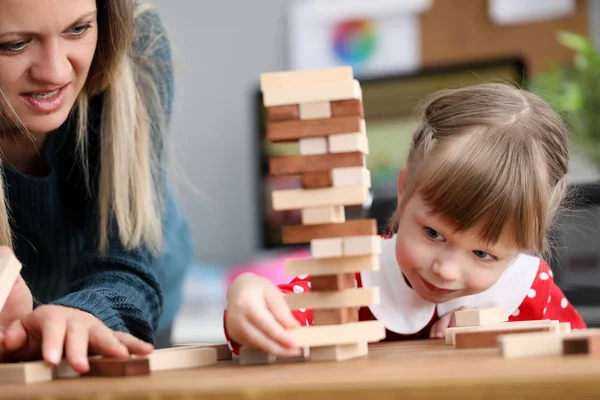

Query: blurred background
<box><xmin>150</xmin><ymin>0</ymin><xmax>600</xmax><ymax>344</ymax></box>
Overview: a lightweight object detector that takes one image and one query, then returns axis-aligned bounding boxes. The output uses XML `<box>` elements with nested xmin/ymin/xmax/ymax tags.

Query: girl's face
<box><xmin>395</xmin><ymin>191</ymin><xmax>520</xmax><ymax>304</ymax></box>
<box><xmin>0</xmin><ymin>0</ymin><xmax>98</xmax><ymax>136</ymax></box>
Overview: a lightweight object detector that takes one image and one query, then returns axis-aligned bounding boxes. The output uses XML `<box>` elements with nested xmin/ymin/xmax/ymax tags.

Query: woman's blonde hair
<box><xmin>389</xmin><ymin>82</ymin><xmax>570</xmax><ymax>256</ymax></box>
<box><xmin>0</xmin><ymin>0</ymin><xmax>168</xmax><ymax>254</ymax></box>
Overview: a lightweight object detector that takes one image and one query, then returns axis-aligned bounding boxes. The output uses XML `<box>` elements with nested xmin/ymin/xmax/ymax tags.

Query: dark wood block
<box><xmin>86</xmin><ymin>357</ymin><xmax>150</xmax><ymax>377</ymax></box>
<box><xmin>563</xmin><ymin>334</ymin><xmax>600</xmax><ymax>355</ymax></box>
<box><xmin>282</xmin><ymin>219</ymin><xmax>376</xmax><ymax>244</ymax></box>
<box><xmin>270</xmin><ymin>152</ymin><xmax>364</xmax><ymax>177</ymax></box>
<box><xmin>302</xmin><ymin>171</ymin><xmax>333</xmax><ymax>188</ymax></box>
<box><xmin>331</xmin><ymin>99</ymin><xmax>364</xmax><ymax>118</ymax></box>
<box><xmin>455</xmin><ymin>327</ymin><xmax>550</xmax><ymax>349</ymax></box>
<box><xmin>311</xmin><ymin>273</ymin><xmax>355</xmax><ymax>291</ymax></box>
<box><xmin>267</xmin><ymin>116</ymin><xmax>361</xmax><ymax>142</ymax></box>
<box><xmin>267</xmin><ymin>104</ymin><xmax>299</xmax><ymax>122</ymax></box>
<box><xmin>313</xmin><ymin>308</ymin><xmax>359</xmax><ymax>326</ymax></box>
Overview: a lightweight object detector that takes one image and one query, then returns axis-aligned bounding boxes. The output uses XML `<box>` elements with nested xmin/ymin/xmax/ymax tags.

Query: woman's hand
<box><xmin>0</xmin><ymin>246</ymin><xmax>33</xmax><ymax>332</ymax></box>
<box><xmin>225</xmin><ymin>273</ymin><xmax>301</xmax><ymax>357</ymax></box>
<box><xmin>0</xmin><ymin>305</ymin><xmax>154</xmax><ymax>374</ymax></box>
<box><xmin>430</xmin><ymin>306</ymin><xmax>469</xmax><ymax>338</ymax></box>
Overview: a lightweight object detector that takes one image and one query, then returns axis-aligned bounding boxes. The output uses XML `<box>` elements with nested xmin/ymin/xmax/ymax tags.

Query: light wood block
<box><xmin>148</xmin><ymin>346</ymin><xmax>218</xmax><ymax>372</ymax></box>
<box><xmin>299</xmin><ymin>137</ymin><xmax>328</xmax><ymax>155</ymax></box>
<box><xmin>455</xmin><ymin>327</ymin><xmax>552</xmax><ymax>349</ymax></box>
<box><xmin>282</xmin><ymin>219</ymin><xmax>377</xmax><ymax>244</ymax></box>
<box><xmin>286</xmin><ymin>287</ymin><xmax>379</xmax><ymax>310</ymax></box>
<box><xmin>239</xmin><ymin>347</ymin><xmax>276</xmax><ymax>365</ymax></box>
<box><xmin>302</xmin><ymin>205</ymin><xmax>345</xmax><ymax>225</ymax></box>
<box><xmin>310</xmin><ymin>273</ymin><xmax>356</xmax><ymax>291</ymax></box>
<box><xmin>268</xmin><ymin>116</ymin><xmax>362</xmax><ymax>143</ymax></box>
<box><xmin>559</xmin><ymin>322</ymin><xmax>571</xmax><ymax>334</ymax></box>
<box><xmin>332</xmin><ymin>167</ymin><xmax>371</xmax><ymax>188</ymax></box>
<box><xmin>267</xmin><ymin>104</ymin><xmax>299</xmax><ymax>122</ymax></box>
<box><xmin>272</xmin><ymin>185</ymin><xmax>369</xmax><ymax>211</ymax></box>
<box><xmin>311</xmin><ymin>238</ymin><xmax>343</xmax><ymax>259</ymax></box>
<box><xmin>285</xmin><ymin>254</ymin><xmax>379</xmax><ymax>277</ymax></box>
<box><xmin>331</xmin><ymin>99</ymin><xmax>364</xmax><ymax>118</ymax></box>
<box><xmin>328</xmin><ymin>121</ymin><xmax>368</xmax><ymax>154</ymax></box>
<box><xmin>286</xmin><ymin>320</ymin><xmax>385</xmax><ymax>348</ymax></box>
<box><xmin>171</xmin><ymin>343</ymin><xmax>232</xmax><ymax>361</ymax></box>
<box><xmin>260</xmin><ymin>66</ymin><xmax>353</xmax><ymax>91</ymax></box>
<box><xmin>0</xmin><ymin>253</ymin><xmax>23</xmax><ymax>312</ymax></box>
<box><xmin>302</xmin><ymin>171</ymin><xmax>333</xmax><ymax>189</ymax></box>
<box><xmin>445</xmin><ymin>320</ymin><xmax>560</xmax><ymax>345</ymax></box>
<box><xmin>343</xmin><ymin>235</ymin><xmax>381</xmax><ymax>256</ymax></box>
<box><xmin>270</xmin><ymin>151</ymin><xmax>364</xmax><ymax>177</ymax></box>
<box><xmin>454</xmin><ymin>307</ymin><xmax>509</xmax><ymax>327</ymax></box>
<box><xmin>498</xmin><ymin>331</ymin><xmax>565</xmax><ymax>359</ymax></box>
<box><xmin>0</xmin><ymin>361</ymin><xmax>53</xmax><ymax>384</ymax></box>
<box><xmin>299</xmin><ymin>101</ymin><xmax>332</xmax><ymax>120</ymax></box>
<box><xmin>309</xmin><ymin>342</ymin><xmax>368</xmax><ymax>362</ymax></box>
<box><xmin>263</xmin><ymin>79</ymin><xmax>361</xmax><ymax>107</ymax></box>
<box><xmin>313</xmin><ymin>307</ymin><xmax>359</xmax><ymax>325</ymax></box>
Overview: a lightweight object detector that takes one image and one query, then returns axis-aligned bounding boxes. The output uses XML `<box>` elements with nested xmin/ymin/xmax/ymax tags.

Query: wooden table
<box><xmin>2</xmin><ymin>340</ymin><xmax>600</xmax><ymax>399</ymax></box>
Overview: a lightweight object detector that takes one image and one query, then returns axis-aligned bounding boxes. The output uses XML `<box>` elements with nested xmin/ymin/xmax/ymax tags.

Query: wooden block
<box><xmin>171</xmin><ymin>343</ymin><xmax>232</xmax><ymax>361</ymax></box>
<box><xmin>309</xmin><ymin>342</ymin><xmax>368</xmax><ymax>362</ymax></box>
<box><xmin>260</xmin><ymin>66</ymin><xmax>353</xmax><ymax>91</ymax></box>
<box><xmin>239</xmin><ymin>347</ymin><xmax>276</xmax><ymax>365</ymax></box>
<box><xmin>302</xmin><ymin>205</ymin><xmax>345</xmax><ymax>225</ymax></box>
<box><xmin>299</xmin><ymin>137</ymin><xmax>328</xmax><ymax>155</ymax></box>
<box><xmin>563</xmin><ymin>332</ymin><xmax>600</xmax><ymax>355</ymax></box>
<box><xmin>299</xmin><ymin>101</ymin><xmax>332</xmax><ymax>120</ymax></box>
<box><xmin>455</xmin><ymin>327</ymin><xmax>552</xmax><ymax>349</ymax></box>
<box><xmin>267</xmin><ymin>104</ymin><xmax>299</xmax><ymax>122</ymax></box>
<box><xmin>85</xmin><ymin>357</ymin><xmax>150</xmax><ymax>377</ymax></box>
<box><xmin>302</xmin><ymin>171</ymin><xmax>333</xmax><ymax>189</ymax></box>
<box><xmin>148</xmin><ymin>346</ymin><xmax>218</xmax><ymax>372</ymax></box>
<box><xmin>272</xmin><ymin>185</ymin><xmax>369</xmax><ymax>211</ymax></box>
<box><xmin>560</xmin><ymin>322</ymin><xmax>571</xmax><ymax>334</ymax></box>
<box><xmin>445</xmin><ymin>320</ymin><xmax>559</xmax><ymax>345</ymax></box>
<box><xmin>343</xmin><ymin>235</ymin><xmax>381</xmax><ymax>256</ymax></box>
<box><xmin>267</xmin><ymin>116</ymin><xmax>362</xmax><ymax>143</ymax></box>
<box><xmin>270</xmin><ymin>151</ymin><xmax>364</xmax><ymax>177</ymax></box>
<box><xmin>310</xmin><ymin>238</ymin><xmax>343</xmax><ymax>259</ymax></box>
<box><xmin>285</xmin><ymin>254</ymin><xmax>380</xmax><ymax>277</ymax></box>
<box><xmin>0</xmin><ymin>253</ymin><xmax>23</xmax><ymax>312</ymax></box>
<box><xmin>310</xmin><ymin>273</ymin><xmax>356</xmax><ymax>291</ymax></box>
<box><xmin>282</xmin><ymin>219</ymin><xmax>377</xmax><ymax>244</ymax></box>
<box><xmin>313</xmin><ymin>307</ymin><xmax>359</xmax><ymax>325</ymax></box>
<box><xmin>454</xmin><ymin>307</ymin><xmax>509</xmax><ymax>327</ymax></box>
<box><xmin>328</xmin><ymin>122</ymin><xmax>368</xmax><ymax>154</ymax></box>
<box><xmin>0</xmin><ymin>361</ymin><xmax>53</xmax><ymax>384</ymax></box>
<box><xmin>332</xmin><ymin>167</ymin><xmax>371</xmax><ymax>188</ymax></box>
<box><xmin>498</xmin><ymin>331</ymin><xmax>565</xmax><ymax>359</ymax></box>
<box><xmin>287</xmin><ymin>320</ymin><xmax>385</xmax><ymax>348</ymax></box>
<box><xmin>263</xmin><ymin>79</ymin><xmax>361</xmax><ymax>107</ymax></box>
<box><xmin>331</xmin><ymin>99</ymin><xmax>364</xmax><ymax>118</ymax></box>
<box><xmin>286</xmin><ymin>287</ymin><xmax>379</xmax><ymax>310</ymax></box>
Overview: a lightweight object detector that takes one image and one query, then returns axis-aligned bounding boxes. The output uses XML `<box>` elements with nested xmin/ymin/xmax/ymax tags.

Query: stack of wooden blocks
<box><xmin>242</xmin><ymin>66</ymin><xmax>386</xmax><ymax>364</ymax></box>
<box><xmin>447</xmin><ymin>307</ymin><xmax>600</xmax><ymax>358</ymax></box>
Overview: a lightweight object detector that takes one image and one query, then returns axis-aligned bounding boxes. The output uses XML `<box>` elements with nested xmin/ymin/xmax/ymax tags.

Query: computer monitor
<box><xmin>254</xmin><ymin>58</ymin><xmax>527</xmax><ymax>249</ymax></box>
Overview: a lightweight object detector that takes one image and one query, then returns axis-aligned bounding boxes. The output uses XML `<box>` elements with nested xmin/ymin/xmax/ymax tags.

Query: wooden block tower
<box><xmin>257</xmin><ymin>66</ymin><xmax>386</xmax><ymax>362</ymax></box>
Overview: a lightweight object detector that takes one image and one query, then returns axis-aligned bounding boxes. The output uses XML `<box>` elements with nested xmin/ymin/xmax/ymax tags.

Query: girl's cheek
<box><xmin>396</xmin><ymin>235</ymin><xmax>426</xmax><ymax>273</ymax></box>
<box><xmin>463</xmin><ymin>267</ymin><xmax>504</xmax><ymax>294</ymax></box>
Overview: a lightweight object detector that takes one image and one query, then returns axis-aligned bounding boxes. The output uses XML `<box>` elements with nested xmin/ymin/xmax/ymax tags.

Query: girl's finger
<box><xmin>113</xmin><ymin>331</ymin><xmax>154</xmax><ymax>355</ymax></box>
<box><xmin>245</xmin><ymin>309</ymin><xmax>301</xmax><ymax>357</ymax></box>
<box><xmin>41</xmin><ymin>316</ymin><xmax>68</xmax><ymax>365</ymax></box>
<box><xmin>64</xmin><ymin>320</ymin><xmax>90</xmax><ymax>373</ymax></box>
<box><xmin>239</xmin><ymin>318</ymin><xmax>297</xmax><ymax>357</ymax></box>
<box><xmin>88</xmin><ymin>324</ymin><xmax>129</xmax><ymax>359</ymax></box>
<box><xmin>265</xmin><ymin>291</ymin><xmax>301</xmax><ymax>330</ymax></box>
<box><xmin>3</xmin><ymin>319</ymin><xmax>28</xmax><ymax>353</ymax></box>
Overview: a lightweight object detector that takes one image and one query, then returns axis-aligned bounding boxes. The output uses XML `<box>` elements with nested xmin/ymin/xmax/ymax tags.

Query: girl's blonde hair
<box><xmin>390</xmin><ymin>82</ymin><xmax>570</xmax><ymax>256</ymax></box>
<box><xmin>0</xmin><ymin>0</ymin><xmax>168</xmax><ymax>254</ymax></box>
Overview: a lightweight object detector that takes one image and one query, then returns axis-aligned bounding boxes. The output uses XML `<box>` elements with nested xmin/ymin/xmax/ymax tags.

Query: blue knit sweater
<box><xmin>1</xmin><ymin>9</ymin><xmax>193</xmax><ymax>343</ymax></box>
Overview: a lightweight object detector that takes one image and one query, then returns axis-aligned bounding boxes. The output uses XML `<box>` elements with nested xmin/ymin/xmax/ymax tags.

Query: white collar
<box><xmin>360</xmin><ymin>235</ymin><xmax>540</xmax><ymax>334</ymax></box>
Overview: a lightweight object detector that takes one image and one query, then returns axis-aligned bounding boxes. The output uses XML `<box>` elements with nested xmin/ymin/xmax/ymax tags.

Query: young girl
<box><xmin>0</xmin><ymin>0</ymin><xmax>193</xmax><ymax>371</ymax></box>
<box><xmin>224</xmin><ymin>82</ymin><xmax>587</xmax><ymax>358</ymax></box>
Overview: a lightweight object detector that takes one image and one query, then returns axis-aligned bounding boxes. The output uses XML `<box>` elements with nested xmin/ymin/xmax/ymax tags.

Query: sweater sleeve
<box><xmin>508</xmin><ymin>259</ymin><xmax>587</xmax><ymax>330</ymax></box>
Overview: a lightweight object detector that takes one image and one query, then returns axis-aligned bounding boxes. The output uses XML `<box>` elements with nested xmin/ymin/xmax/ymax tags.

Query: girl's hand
<box><xmin>430</xmin><ymin>306</ymin><xmax>469</xmax><ymax>338</ymax></box>
<box><xmin>225</xmin><ymin>273</ymin><xmax>301</xmax><ymax>357</ymax></box>
<box><xmin>0</xmin><ymin>246</ymin><xmax>33</xmax><ymax>329</ymax></box>
<box><xmin>0</xmin><ymin>305</ymin><xmax>154</xmax><ymax>374</ymax></box>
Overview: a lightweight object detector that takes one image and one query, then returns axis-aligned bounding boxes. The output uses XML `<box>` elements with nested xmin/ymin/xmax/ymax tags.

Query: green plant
<box><xmin>529</xmin><ymin>31</ymin><xmax>600</xmax><ymax>168</ymax></box>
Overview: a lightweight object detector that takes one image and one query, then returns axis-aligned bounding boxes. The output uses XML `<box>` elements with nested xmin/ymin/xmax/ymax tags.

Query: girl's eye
<box><xmin>67</xmin><ymin>24</ymin><xmax>92</xmax><ymax>36</ymax></box>
<box><xmin>424</xmin><ymin>227</ymin><xmax>445</xmax><ymax>241</ymax></box>
<box><xmin>474</xmin><ymin>250</ymin><xmax>495</xmax><ymax>261</ymax></box>
<box><xmin>0</xmin><ymin>39</ymin><xmax>30</xmax><ymax>53</ymax></box>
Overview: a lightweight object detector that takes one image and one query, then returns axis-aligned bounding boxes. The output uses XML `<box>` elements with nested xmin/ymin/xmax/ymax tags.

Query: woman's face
<box><xmin>0</xmin><ymin>0</ymin><xmax>98</xmax><ymax>136</ymax></box>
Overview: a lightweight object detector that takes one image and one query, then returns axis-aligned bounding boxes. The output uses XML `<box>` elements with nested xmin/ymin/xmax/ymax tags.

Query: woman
<box><xmin>0</xmin><ymin>0</ymin><xmax>193</xmax><ymax>373</ymax></box>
